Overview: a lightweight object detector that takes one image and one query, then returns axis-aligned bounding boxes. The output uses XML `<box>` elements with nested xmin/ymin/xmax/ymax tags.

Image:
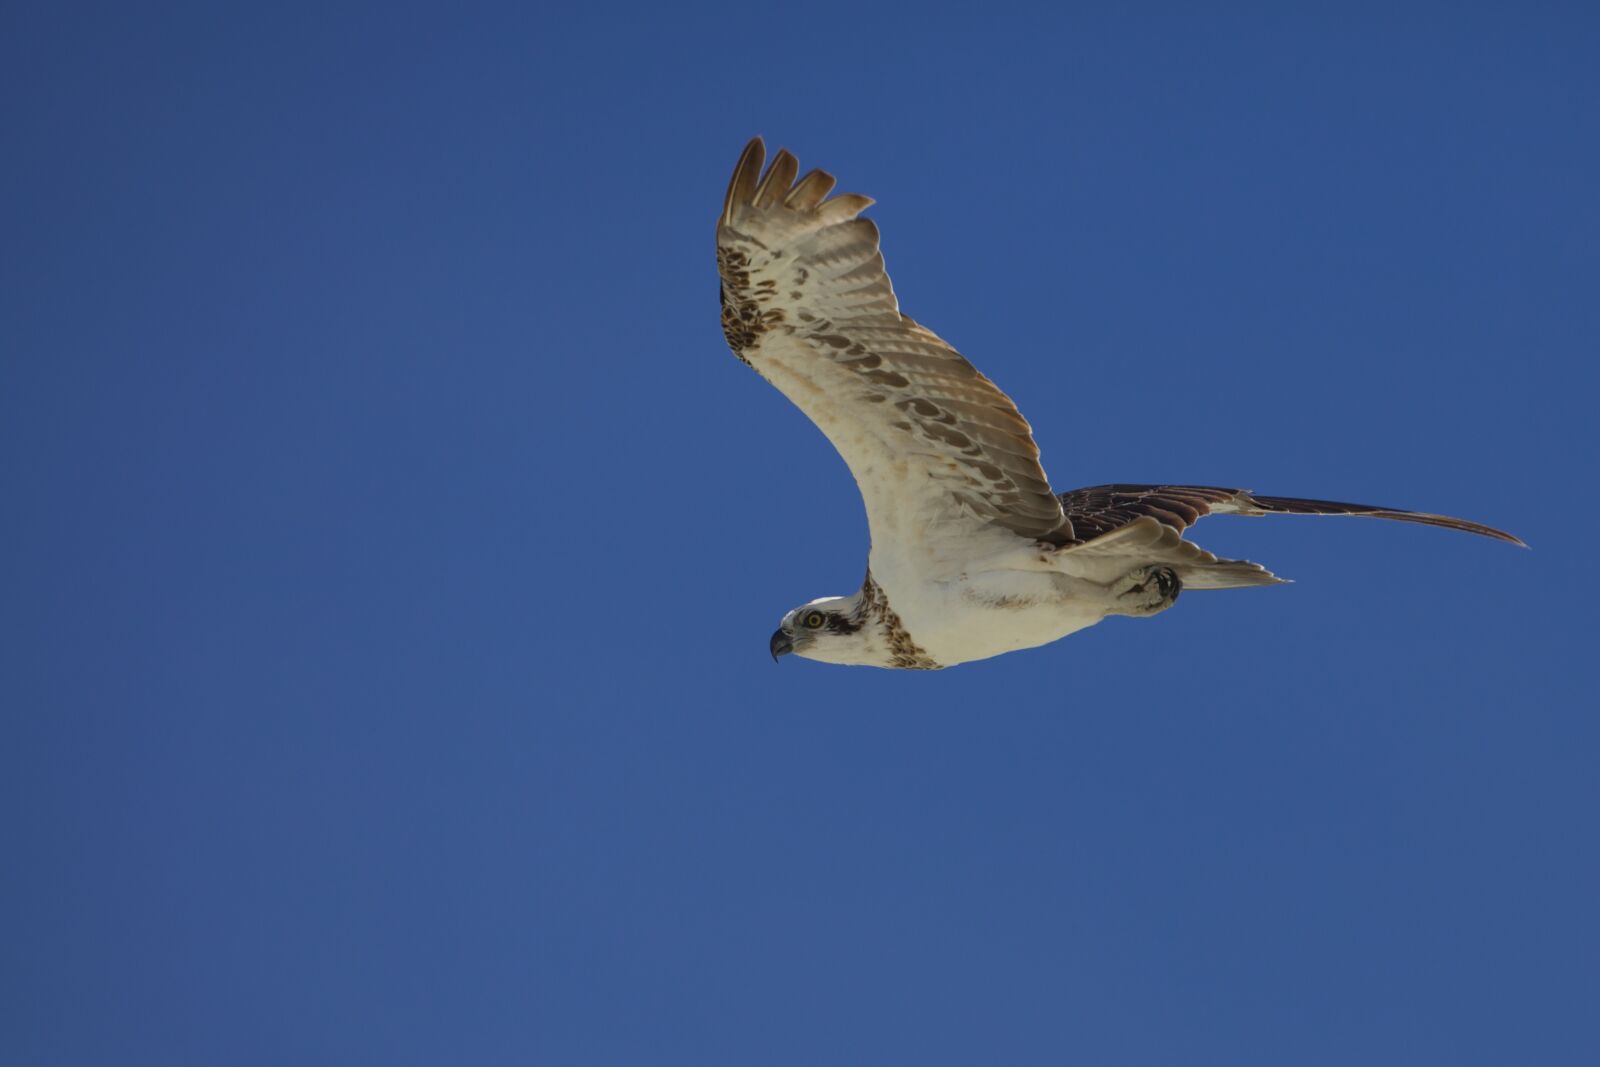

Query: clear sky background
<box><xmin>4</xmin><ymin>4</ymin><xmax>1597</xmax><ymax>1065</ymax></box>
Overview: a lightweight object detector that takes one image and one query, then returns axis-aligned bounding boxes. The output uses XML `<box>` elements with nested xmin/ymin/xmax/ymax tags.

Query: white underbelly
<box><xmin>889</xmin><ymin>570</ymin><xmax>1109</xmax><ymax>667</ymax></box>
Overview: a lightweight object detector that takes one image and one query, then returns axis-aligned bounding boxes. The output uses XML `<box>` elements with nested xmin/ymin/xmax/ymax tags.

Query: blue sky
<box><xmin>3</xmin><ymin>4</ymin><xmax>1597</xmax><ymax>1064</ymax></box>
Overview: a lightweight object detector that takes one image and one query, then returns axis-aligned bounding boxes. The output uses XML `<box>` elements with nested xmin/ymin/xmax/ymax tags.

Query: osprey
<box><xmin>715</xmin><ymin>138</ymin><xmax>1522</xmax><ymax>670</ymax></box>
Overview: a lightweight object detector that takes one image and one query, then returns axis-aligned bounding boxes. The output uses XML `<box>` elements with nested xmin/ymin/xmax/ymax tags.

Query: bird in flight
<box><xmin>715</xmin><ymin>137</ymin><xmax>1522</xmax><ymax>670</ymax></box>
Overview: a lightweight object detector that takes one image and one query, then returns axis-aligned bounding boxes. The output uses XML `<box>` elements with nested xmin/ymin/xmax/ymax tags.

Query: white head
<box><xmin>768</xmin><ymin>592</ymin><xmax>890</xmax><ymax>667</ymax></box>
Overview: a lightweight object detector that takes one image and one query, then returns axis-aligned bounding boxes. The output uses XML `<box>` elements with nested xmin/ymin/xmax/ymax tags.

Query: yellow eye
<box><xmin>803</xmin><ymin>611</ymin><xmax>826</xmax><ymax>629</ymax></box>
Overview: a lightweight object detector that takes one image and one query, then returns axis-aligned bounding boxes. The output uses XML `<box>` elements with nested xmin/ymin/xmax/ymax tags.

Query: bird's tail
<box><xmin>1058</xmin><ymin>516</ymin><xmax>1288</xmax><ymax>589</ymax></box>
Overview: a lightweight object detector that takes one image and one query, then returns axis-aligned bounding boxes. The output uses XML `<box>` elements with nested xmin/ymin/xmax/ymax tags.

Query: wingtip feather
<box><xmin>722</xmin><ymin>136</ymin><xmax>765</xmax><ymax>226</ymax></box>
<box><xmin>721</xmin><ymin>138</ymin><xmax>874</xmax><ymax>229</ymax></box>
<box><xmin>1404</xmin><ymin>513</ymin><xmax>1528</xmax><ymax>548</ymax></box>
<box><xmin>815</xmin><ymin>193</ymin><xmax>875</xmax><ymax>225</ymax></box>
<box><xmin>753</xmin><ymin>148</ymin><xmax>800</xmax><ymax>208</ymax></box>
<box><xmin>784</xmin><ymin>168</ymin><xmax>837</xmax><ymax>210</ymax></box>
<box><xmin>1242</xmin><ymin>493</ymin><xmax>1526</xmax><ymax>548</ymax></box>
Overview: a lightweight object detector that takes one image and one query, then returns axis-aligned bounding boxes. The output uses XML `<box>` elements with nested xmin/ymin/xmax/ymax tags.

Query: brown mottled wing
<box><xmin>716</xmin><ymin>138</ymin><xmax>1065</xmax><ymax>579</ymax></box>
<box><xmin>1056</xmin><ymin>484</ymin><xmax>1525</xmax><ymax>546</ymax></box>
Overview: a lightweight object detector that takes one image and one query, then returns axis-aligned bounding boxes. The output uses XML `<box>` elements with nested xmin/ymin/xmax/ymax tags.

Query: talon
<box><xmin>1111</xmin><ymin>566</ymin><xmax>1182</xmax><ymax>617</ymax></box>
<box><xmin>1154</xmin><ymin>568</ymin><xmax>1181</xmax><ymax>601</ymax></box>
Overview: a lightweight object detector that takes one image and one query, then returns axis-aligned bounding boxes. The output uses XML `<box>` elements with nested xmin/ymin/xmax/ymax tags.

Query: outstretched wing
<box><xmin>716</xmin><ymin>138</ymin><xmax>1066</xmax><ymax>579</ymax></box>
<box><xmin>1055</xmin><ymin>484</ymin><xmax>1525</xmax><ymax>546</ymax></box>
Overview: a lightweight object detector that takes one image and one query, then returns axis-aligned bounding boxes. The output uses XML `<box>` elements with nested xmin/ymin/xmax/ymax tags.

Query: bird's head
<box><xmin>770</xmin><ymin>594</ymin><xmax>884</xmax><ymax>667</ymax></box>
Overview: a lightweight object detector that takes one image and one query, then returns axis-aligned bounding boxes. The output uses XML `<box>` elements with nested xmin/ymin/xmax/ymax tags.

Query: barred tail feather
<box><xmin>1059</xmin><ymin>516</ymin><xmax>1289</xmax><ymax>589</ymax></box>
<box><xmin>1182</xmin><ymin>559</ymin><xmax>1288</xmax><ymax>590</ymax></box>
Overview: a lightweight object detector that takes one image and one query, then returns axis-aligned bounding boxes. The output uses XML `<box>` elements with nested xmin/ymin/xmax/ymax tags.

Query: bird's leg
<box><xmin>1107</xmin><ymin>566</ymin><xmax>1182</xmax><ymax>617</ymax></box>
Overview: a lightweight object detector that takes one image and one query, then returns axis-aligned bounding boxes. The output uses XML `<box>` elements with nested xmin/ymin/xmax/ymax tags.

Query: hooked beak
<box><xmin>769</xmin><ymin>628</ymin><xmax>793</xmax><ymax>662</ymax></box>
